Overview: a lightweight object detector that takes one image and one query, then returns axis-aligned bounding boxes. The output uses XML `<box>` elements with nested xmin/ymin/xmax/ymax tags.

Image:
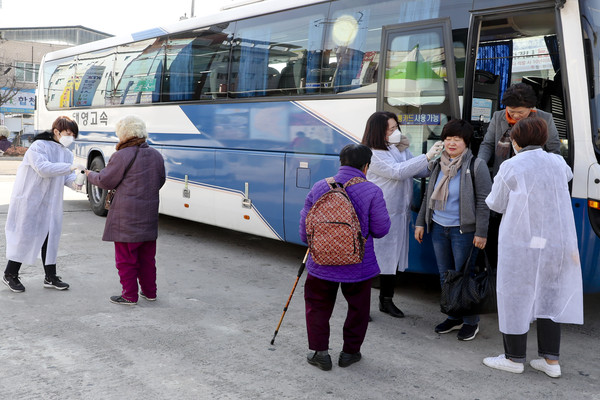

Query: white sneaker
<box><xmin>530</xmin><ymin>358</ymin><xmax>561</xmax><ymax>378</ymax></box>
<box><xmin>483</xmin><ymin>354</ymin><xmax>524</xmax><ymax>374</ymax></box>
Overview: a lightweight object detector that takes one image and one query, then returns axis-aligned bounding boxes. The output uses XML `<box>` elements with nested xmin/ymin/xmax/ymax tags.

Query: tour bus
<box><xmin>36</xmin><ymin>0</ymin><xmax>600</xmax><ymax>292</ymax></box>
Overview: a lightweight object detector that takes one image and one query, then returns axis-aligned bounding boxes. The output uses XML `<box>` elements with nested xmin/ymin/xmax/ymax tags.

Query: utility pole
<box><xmin>191</xmin><ymin>0</ymin><xmax>195</xmax><ymax>18</ymax></box>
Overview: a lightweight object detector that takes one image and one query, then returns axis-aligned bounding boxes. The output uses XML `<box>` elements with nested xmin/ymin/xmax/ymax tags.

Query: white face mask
<box><xmin>388</xmin><ymin>129</ymin><xmax>402</xmax><ymax>144</ymax></box>
<box><xmin>511</xmin><ymin>140</ymin><xmax>519</xmax><ymax>154</ymax></box>
<box><xmin>59</xmin><ymin>135</ymin><xmax>74</xmax><ymax>147</ymax></box>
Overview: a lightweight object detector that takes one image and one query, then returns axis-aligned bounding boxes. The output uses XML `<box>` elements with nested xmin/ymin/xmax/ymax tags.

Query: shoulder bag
<box><xmin>104</xmin><ymin>147</ymin><xmax>139</xmax><ymax>210</ymax></box>
<box><xmin>440</xmin><ymin>246</ymin><xmax>497</xmax><ymax>316</ymax></box>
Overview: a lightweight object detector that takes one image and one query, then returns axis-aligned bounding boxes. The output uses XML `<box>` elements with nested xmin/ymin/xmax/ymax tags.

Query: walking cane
<box><xmin>270</xmin><ymin>248</ymin><xmax>310</xmax><ymax>345</ymax></box>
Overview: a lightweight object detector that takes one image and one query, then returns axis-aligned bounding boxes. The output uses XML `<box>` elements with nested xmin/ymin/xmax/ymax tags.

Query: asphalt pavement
<box><xmin>0</xmin><ymin>158</ymin><xmax>599</xmax><ymax>399</ymax></box>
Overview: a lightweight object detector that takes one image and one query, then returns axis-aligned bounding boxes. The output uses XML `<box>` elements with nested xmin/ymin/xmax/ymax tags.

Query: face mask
<box><xmin>388</xmin><ymin>129</ymin><xmax>402</xmax><ymax>144</ymax></box>
<box><xmin>511</xmin><ymin>141</ymin><xmax>519</xmax><ymax>154</ymax></box>
<box><xmin>59</xmin><ymin>135</ymin><xmax>74</xmax><ymax>147</ymax></box>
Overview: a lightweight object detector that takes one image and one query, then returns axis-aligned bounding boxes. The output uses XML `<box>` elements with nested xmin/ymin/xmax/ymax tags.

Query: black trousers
<box><xmin>502</xmin><ymin>318</ymin><xmax>561</xmax><ymax>363</ymax></box>
<box><xmin>379</xmin><ymin>274</ymin><xmax>396</xmax><ymax>299</ymax></box>
<box><xmin>4</xmin><ymin>234</ymin><xmax>56</xmax><ymax>277</ymax></box>
<box><xmin>486</xmin><ymin>212</ymin><xmax>502</xmax><ymax>269</ymax></box>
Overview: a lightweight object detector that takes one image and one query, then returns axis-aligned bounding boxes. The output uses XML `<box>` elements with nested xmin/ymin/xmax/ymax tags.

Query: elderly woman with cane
<box><xmin>299</xmin><ymin>144</ymin><xmax>390</xmax><ymax>371</ymax></box>
<box><xmin>86</xmin><ymin>115</ymin><xmax>165</xmax><ymax>305</ymax></box>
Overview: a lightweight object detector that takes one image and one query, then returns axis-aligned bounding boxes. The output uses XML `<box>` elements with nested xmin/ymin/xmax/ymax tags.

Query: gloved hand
<box><xmin>426</xmin><ymin>141</ymin><xmax>444</xmax><ymax>161</ymax></box>
<box><xmin>70</xmin><ymin>163</ymin><xmax>86</xmax><ymax>171</ymax></box>
<box><xmin>67</xmin><ymin>181</ymin><xmax>83</xmax><ymax>191</ymax></box>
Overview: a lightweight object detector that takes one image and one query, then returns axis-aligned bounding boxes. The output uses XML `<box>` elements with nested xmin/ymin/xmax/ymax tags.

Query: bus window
<box><xmin>381</xmin><ymin>24</ymin><xmax>459</xmax><ymax>152</ymax></box>
<box><xmin>72</xmin><ymin>47</ymin><xmax>116</xmax><ymax>108</ymax></box>
<box><xmin>112</xmin><ymin>38</ymin><xmax>166</xmax><ymax>105</ymax></box>
<box><xmin>230</xmin><ymin>3</ymin><xmax>329</xmax><ymax>98</ymax></box>
<box><xmin>44</xmin><ymin>56</ymin><xmax>75</xmax><ymax>110</ymax></box>
<box><xmin>164</xmin><ymin>24</ymin><xmax>235</xmax><ymax>102</ymax></box>
<box><xmin>325</xmin><ymin>0</ymin><xmax>468</xmax><ymax>95</ymax></box>
<box><xmin>582</xmin><ymin>1</ymin><xmax>600</xmax><ymax>163</ymax></box>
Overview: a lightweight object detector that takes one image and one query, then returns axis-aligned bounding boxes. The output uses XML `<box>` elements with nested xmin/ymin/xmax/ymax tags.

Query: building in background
<box><xmin>0</xmin><ymin>26</ymin><xmax>111</xmax><ymax>147</ymax></box>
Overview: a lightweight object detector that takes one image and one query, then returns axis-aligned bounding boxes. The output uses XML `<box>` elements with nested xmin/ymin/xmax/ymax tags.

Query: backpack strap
<box><xmin>469</xmin><ymin>156</ymin><xmax>476</xmax><ymax>198</ymax></box>
<box><xmin>325</xmin><ymin>177</ymin><xmax>341</xmax><ymax>189</ymax></box>
<box><xmin>343</xmin><ymin>176</ymin><xmax>367</xmax><ymax>189</ymax></box>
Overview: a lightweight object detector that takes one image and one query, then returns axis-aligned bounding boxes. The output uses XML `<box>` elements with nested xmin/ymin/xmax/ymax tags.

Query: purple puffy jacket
<box><xmin>300</xmin><ymin>166</ymin><xmax>391</xmax><ymax>283</ymax></box>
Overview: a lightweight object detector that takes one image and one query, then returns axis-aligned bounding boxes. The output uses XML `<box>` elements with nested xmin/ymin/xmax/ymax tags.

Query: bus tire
<box><xmin>87</xmin><ymin>155</ymin><xmax>108</xmax><ymax>216</ymax></box>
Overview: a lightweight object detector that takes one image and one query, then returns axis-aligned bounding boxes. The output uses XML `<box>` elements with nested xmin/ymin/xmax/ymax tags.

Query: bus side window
<box><xmin>165</xmin><ymin>28</ymin><xmax>234</xmax><ymax>102</ymax></box>
<box><xmin>230</xmin><ymin>3</ymin><xmax>328</xmax><ymax>98</ymax></box>
<box><xmin>111</xmin><ymin>38</ymin><xmax>165</xmax><ymax>105</ymax></box>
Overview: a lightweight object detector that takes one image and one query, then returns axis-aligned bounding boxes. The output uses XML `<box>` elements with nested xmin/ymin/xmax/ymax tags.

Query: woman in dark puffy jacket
<box><xmin>86</xmin><ymin>115</ymin><xmax>165</xmax><ymax>305</ymax></box>
<box><xmin>299</xmin><ymin>144</ymin><xmax>391</xmax><ymax>371</ymax></box>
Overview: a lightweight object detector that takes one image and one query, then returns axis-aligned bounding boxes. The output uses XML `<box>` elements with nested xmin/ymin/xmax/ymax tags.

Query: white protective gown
<box><xmin>5</xmin><ymin>139</ymin><xmax>76</xmax><ymax>265</ymax></box>
<box><xmin>367</xmin><ymin>145</ymin><xmax>429</xmax><ymax>274</ymax></box>
<box><xmin>485</xmin><ymin>148</ymin><xmax>583</xmax><ymax>334</ymax></box>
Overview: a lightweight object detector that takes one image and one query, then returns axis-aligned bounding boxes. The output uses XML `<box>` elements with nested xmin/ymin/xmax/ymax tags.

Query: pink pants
<box><xmin>114</xmin><ymin>241</ymin><xmax>157</xmax><ymax>302</ymax></box>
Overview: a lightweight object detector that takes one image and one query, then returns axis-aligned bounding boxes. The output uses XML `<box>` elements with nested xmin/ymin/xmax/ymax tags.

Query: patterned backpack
<box><xmin>305</xmin><ymin>177</ymin><xmax>366</xmax><ymax>265</ymax></box>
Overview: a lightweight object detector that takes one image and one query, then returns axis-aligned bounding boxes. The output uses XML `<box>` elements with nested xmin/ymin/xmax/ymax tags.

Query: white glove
<box><xmin>426</xmin><ymin>141</ymin><xmax>444</xmax><ymax>161</ymax></box>
<box><xmin>67</xmin><ymin>181</ymin><xmax>83</xmax><ymax>191</ymax></box>
<box><xmin>70</xmin><ymin>163</ymin><xmax>86</xmax><ymax>171</ymax></box>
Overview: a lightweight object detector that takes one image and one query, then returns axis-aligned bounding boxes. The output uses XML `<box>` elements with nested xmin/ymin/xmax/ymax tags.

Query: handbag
<box><xmin>104</xmin><ymin>147</ymin><xmax>139</xmax><ymax>210</ymax></box>
<box><xmin>440</xmin><ymin>247</ymin><xmax>497</xmax><ymax>316</ymax></box>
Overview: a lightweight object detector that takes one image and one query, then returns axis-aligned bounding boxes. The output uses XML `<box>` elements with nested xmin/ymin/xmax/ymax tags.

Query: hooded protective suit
<box><xmin>367</xmin><ymin>145</ymin><xmax>429</xmax><ymax>274</ymax></box>
<box><xmin>5</xmin><ymin>138</ymin><xmax>76</xmax><ymax>265</ymax></box>
<box><xmin>485</xmin><ymin>148</ymin><xmax>583</xmax><ymax>334</ymax></box>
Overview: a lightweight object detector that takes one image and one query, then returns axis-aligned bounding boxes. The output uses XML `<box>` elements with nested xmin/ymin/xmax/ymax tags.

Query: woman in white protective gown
<box><xmin>361</xmin><ymin>111</ymin><xmax>443</xmax><ymax>318</ymax></box>
<box><xmin>4</xmin><ymin>116</ymin><xmax>83</xmax><ymax>293</ymax></box>
<box><xmin>482</xmin><ymin>117</ymin><xmax>583</xmax><ymax>378</ymax></box>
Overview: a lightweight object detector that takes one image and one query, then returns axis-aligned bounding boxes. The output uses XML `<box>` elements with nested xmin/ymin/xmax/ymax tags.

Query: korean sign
<box><xmin>0</xmin><ymin>88</ymin><xmax>35</xmax><ymax>114</ymax></box>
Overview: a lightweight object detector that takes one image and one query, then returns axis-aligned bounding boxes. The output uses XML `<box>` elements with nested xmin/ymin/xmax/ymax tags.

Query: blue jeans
<box><xmin>431</xmin><ymin>222</ymin><xmax>480</xmax><ymax>326</ymax></box>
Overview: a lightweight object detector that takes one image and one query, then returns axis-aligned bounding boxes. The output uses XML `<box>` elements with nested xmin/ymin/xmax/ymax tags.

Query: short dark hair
<box><xmin>339</xmin><ymin>144</ymin><xmax>372</xmax><ymax>170</ymax></box>
<box><xmin>501</xmin><ymin>83</ymin><xmax>537</xmax><ymax>108</ymax></box>
<box><xmin>440</xmin><ymin>119</ymin><xmax>474</xmax><ymax>147</ymax></box>
<box><xmin>52</xmin><ymin>116</ymin><xmax>79</xmax><ymax>138</ymax></box>
<box><xmin>510</xmin><ymin>117</ymin><xmax>548</xmax><ymax>147</ymax></box>
<box><xmin>361</xmin><ymin>111</ymin><xmax>395</xmax><ymax>150</ymax></box>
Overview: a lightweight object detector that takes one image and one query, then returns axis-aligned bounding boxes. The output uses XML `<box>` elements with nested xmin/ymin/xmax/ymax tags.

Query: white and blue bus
<box><xmin>36</xmin><ymin>0</ymin><xmax>600</xmax><ymax>292</ymax></box>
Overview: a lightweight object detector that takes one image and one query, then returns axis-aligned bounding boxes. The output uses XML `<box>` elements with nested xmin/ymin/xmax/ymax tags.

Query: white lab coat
<box><xmin>5</xmin><ymin>139</ymin><xmax>76</xmax><ymax>265</ymax></box>
<box><xmin>367</xmin><ymin>146</ymin><xmax>429</xmax><ymax>274</ymax></box>
<box><xmin>485</xmin><ymin>148</ymin><xmax>583</xmax><ymax>334</ymax></box>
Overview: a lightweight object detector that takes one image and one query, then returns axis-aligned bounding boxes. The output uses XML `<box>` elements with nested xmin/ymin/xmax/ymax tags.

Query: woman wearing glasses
<box><xmin>478</xmin><ymin>82</ymin><xmax>561</xmax><ymax>178</ymax></box>
<box><xmin>361</xmin><ymin>111</ymin><xmax>443</xmax><ymax>318</ymax></box>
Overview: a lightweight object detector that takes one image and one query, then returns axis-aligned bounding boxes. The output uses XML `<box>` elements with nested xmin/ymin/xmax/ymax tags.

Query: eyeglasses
<box><xmin>387</xmin><ymin>125</ymin><xmax>399</xmax><ymax>132</ymax></box>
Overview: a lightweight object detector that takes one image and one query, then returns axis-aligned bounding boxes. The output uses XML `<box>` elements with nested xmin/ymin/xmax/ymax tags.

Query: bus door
<box><xmin>462</xmin><ymin>1</ymin><xmax>567</xmax><ymax>160</ymax></box>
<box><xmin>378</xmin><ymin>18</ymin><xmax>460</xmax><ymax>273</ymax></box>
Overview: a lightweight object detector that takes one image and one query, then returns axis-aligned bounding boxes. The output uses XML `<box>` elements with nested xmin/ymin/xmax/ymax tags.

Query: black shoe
<box><xmin>435</xmin><ymin>318</ymin><xmax>463</xmax><ymax>334</ymax></box>
<box><xmin>379</xmin><ymin>297</ymin><xmax>405</xmax><ymax>318</ymax></box>
<box><xmin>44</xmin><ymin>275</ymin><xmax>69</xmax><ymax>290</ymax></box>
<box><xmin>338</xmin><ymin>351</ymin><xmax>362</xmax><ymax>368</ymax></box>
<box><xmin>140</xmin><ymin>292</ymin><xmax>156</xmax><ymax>301</ymax></box>
<box><xmin>307</xmin><ymin>351</ymin><xmax>332</xmax><ymax>371</ymax></box>
<box><xmin>3</xmin><ymin>274</ymin><xmax>25</xmax><ymax>293</ymax></box>
<box><xmin>457</xmin><ymin>324</ymin><xmax>479</xmax><ymax>341</ymax></box>
<box><xmin>110</xmin><ymin>295</ymin><xmax>137</xmax><ymax>305</ymax></box>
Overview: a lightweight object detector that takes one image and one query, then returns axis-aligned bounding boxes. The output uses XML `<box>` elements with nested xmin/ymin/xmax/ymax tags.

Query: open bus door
<box><xmin>462</xmin><ymin>1</ymin><xmax>567</xmax><ymax>161</ymax></box>
<box><xmin>377</xmin><ymin>18</ymin><xmax>460</xmax><ymax>273</ymax></box>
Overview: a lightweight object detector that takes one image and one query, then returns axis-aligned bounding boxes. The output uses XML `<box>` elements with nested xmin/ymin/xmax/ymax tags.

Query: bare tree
<box><xmin>0</xmin><ymin>69</ymin><xmax>19</xmax><ymax>108</ymax></box>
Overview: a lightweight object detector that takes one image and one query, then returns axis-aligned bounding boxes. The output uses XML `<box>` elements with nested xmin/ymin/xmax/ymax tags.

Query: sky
<box><xmin>0</xmin><ymin>0</ymin><xmax>237</xmax><ymax>37</ymax></box>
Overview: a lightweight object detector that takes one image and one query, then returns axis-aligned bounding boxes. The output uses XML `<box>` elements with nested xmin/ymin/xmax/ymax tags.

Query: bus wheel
<box><xmin>87</xmin><ymin>156</ymin><xmax>108</xmax><ymax>216</ymax></box>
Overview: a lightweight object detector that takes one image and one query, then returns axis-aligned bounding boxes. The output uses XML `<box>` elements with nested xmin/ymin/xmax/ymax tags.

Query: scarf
<box><xmin>395</xmin><ymin>135</ymin><xmax>411</xmax><ymax>152</ymax></box>
<box><xmin>498</xmin><ymin>109</ymin><xmax>537</xmax><ymax>159</ymax></box>
<box><xmin>429</xmin><ymin>149</ymin><xmax>466</xmax><ymax>211</ymax></box>
<box><xmin>116</xmin><ymin>137</ymin><xmax>146</xmax><ymax>150</ymax></box>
